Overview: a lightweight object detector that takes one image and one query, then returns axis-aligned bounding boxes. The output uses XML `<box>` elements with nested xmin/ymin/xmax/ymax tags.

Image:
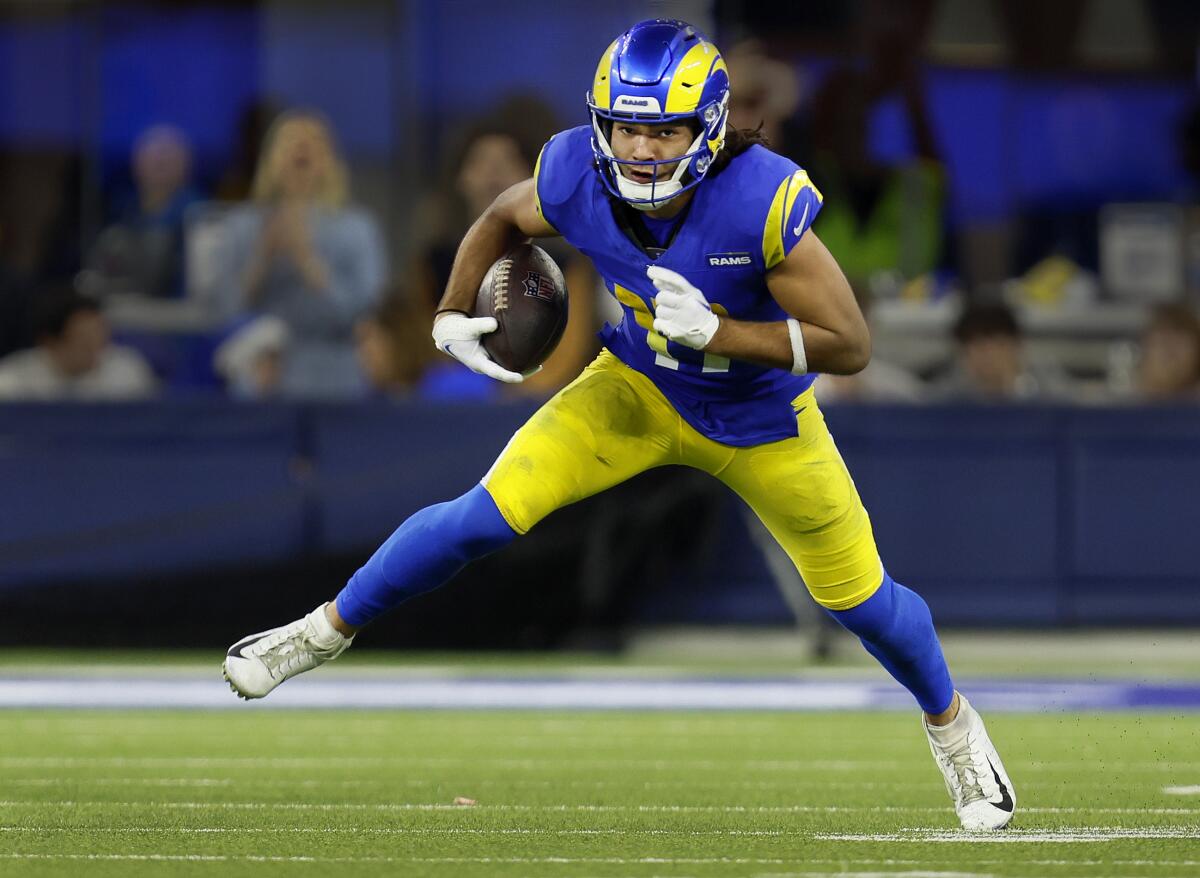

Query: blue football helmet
<box><xmin>586</xmin><ymin>19</ymin><xmax>730</xmax><ymax>211</ymax></box>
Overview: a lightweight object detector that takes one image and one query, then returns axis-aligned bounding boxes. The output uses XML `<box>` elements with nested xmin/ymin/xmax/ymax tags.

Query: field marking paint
<box><xmin>753</xmin><ymin>873</ymin><xmax>992</xmax><ymax>878</ymax></box>
<box><xmin>820</xmin><ymin>828</ymin><xmax>1200</xmax><ymax>843</ymax></box>
<box><xmin>1164</xmin><ymin>785</ymin><xmax>1200</xmax><ymax>795</ymax></box>
<box><xmin>0</xmin><ymin>826</ymin><xmax>792</xmax><ymax>836</ymax></box>
<box><xmin>3</xmin><ymin>799</ymin><xmax>1200</xmax><ymax>817</ymax></box>
<box><xmin>8</xmin><ymin>778</ymin><xmax>232</xmax><ymax>788</ymax></box>
<box><xmin>0</xmin><ymin>854</ymin><xmax>936</xmax><ymax>865</ymax></box>
<box><xmin>0</xmin><ymin>854</ymin><xmax>1195</xmax><ymax>873</ymax></box>
<box><xmin>3</xmin><ymin>755</ymin><xmax>1199</xmax><ymax>772</ymax></box>
<box><xmin>2</xmin><ymin>675</ymin><xmax>1198</xmax><ymax>711</ymax></box>
<box><xmin>0</xmin><ymin>775</ymin><xmax>1165</xmax><ymax>794</ymax></box>
<box><xmin>3</xmin><ymin>853</ymin><xmax>1199</xmax><ymax>869</ymax></box>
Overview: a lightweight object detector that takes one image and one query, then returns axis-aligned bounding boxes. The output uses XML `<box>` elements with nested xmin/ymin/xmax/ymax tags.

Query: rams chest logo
<box><xmin>522</xmin><ymin>271</ymin><xmax>556</xmax><ymax>301</ymax></box>
<box><xmin>707</xmin><ymin>252</ymin><xmax>752</xmax><ymax>267</ymax></box>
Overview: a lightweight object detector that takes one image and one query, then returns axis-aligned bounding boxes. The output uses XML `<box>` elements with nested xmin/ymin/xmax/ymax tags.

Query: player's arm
<box><xmin>717</xmin><ymin>230</ymin><xmax>869</xmax><ymax>375</ymax></box>
<box><xmin>431</xmin><ymin>178</ymin><xmax>558</xmax><ymax>384</ymax></box>
<box><xmin>434</xmin><ymin>178</ymin><xmax>557</xmax><ymax>316</ymax></box>
<box><xmin>648</xmin><ymin>230</ymin><xmax>870</xmax><ymax>376</ymax></box>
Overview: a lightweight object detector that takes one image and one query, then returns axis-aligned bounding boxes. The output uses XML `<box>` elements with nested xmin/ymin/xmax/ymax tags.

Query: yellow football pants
<box><xmin>482</xmin><ymin>350</ymin><xmax>883</xmax><ymax>610</ymax></box>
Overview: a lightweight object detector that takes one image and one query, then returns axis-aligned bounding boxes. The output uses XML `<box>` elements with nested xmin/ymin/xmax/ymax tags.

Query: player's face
<box><xmin>609</xmin><ymin>122</ymin><xmax>695</xmax><ymax>183</ymax></box>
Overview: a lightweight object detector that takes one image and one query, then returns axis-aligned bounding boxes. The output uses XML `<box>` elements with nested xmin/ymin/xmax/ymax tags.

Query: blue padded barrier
<box><xmin>1</xmin><ymin>400</ymin><xmax>1198</xmax><ymax>625</ymax></box>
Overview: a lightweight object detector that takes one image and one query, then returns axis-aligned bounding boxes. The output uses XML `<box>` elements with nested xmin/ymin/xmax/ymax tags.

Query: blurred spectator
<box><xmin>815</xmin><ymin>288</ymin><xmax>925</xmax><ymax>404</ymax></box>
<box><xmin>418</xmin><ymin>123</ymin><xmax>539</xmax><ymax>309</ymax></box>
<box><xmin>0</xmin><ymin>287</ymin><xmax>155</xmax><ymax>401</ymax></box>
<box><xmin>725</xmin><ymin>39</ymin><xmax>804</xmax><ymax>160</ymax></box>
<box><xmin>213</xmin><ymin>316</ymin><xmax>289</xmax><ymax>400</ymax></box>
<box><xmin>213</xmin><ymin>110</ymin><xmax>385</xmax><ymax>398</ymax></box>
<box><xmin>216</xmin><ymin>98</ymin><xmax>286</xmax><ymax>202</ymax></box>
<box><xmin>354</xmin><ymin>293</ymin><xmax>437</xmax><ymax>398</ymax></box>
<box><xmin>84</xmin><ymin>125</ymin><xmax>201</xmax><ymax>299</ymax></box>
<box><xmin>417</xmin><ymin>117</ymin><xmax>601</xmax><ymax>399</ymax></box>
<box><xmin>1136</xmin><ymin>304</ymin><xmax>1200</xmax><ymax>402</ymax></box>
<box><xmin>932</xmin><ymin>302</ymin><xmax>1066</xmax><ymax>403</ymax></box>
<box><xmin>807</xmin><ymin>61</ymin><xmax>946</xmax><ymax>289</ymax></box>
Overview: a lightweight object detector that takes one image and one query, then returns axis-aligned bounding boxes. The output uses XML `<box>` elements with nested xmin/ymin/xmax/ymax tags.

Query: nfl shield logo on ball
<box><xmin>522</xmin><ymin>271</ymin><xmax>556</xmax><ymax>302</ymax></box>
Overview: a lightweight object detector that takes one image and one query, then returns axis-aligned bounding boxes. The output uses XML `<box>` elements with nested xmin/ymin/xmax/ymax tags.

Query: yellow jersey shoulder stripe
<box><xmin>762</xmin><ymin>170</ymin><xmax>824</xmax><ymax>270</ymax></box>
<box><xmin>532</xmin><ymin>144</ymin><xmax>558</xmax><ymax>233</ymax></box>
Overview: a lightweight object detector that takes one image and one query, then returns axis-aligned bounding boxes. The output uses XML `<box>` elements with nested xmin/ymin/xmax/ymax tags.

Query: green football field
<box><xmin>2</xmin><ymin>708</ymin><xmax>1198</xmax><ymax>878</ymax></box>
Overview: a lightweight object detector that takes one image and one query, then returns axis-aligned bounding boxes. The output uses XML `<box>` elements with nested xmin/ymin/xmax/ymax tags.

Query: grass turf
<box><xmin>0</xmin><ymin>709</ymin><xmax>1197</xmax><ymax>877</ymax></box>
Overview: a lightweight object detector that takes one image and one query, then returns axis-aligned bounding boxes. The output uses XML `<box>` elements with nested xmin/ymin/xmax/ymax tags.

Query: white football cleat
<box><xmin>924</xmin><ymin>692</ymin><xmax>1016</xmax><ymax>831</ymax></box>
<box><xmin>222</xmin><ymin>602</ymin><xmax>352</xmax><ymax>699</ymax></box>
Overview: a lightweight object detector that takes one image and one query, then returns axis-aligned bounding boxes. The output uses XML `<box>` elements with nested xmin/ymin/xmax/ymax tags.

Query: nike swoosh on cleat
<box><xmin>988</xmin><ymin>758</ymin><xmax>1014</xmax><ymax>812</ymax></box>
<box><xmin>226</xmin><ymin>636</ymin><xmax>261</xmax><ymax>659</ymax></box>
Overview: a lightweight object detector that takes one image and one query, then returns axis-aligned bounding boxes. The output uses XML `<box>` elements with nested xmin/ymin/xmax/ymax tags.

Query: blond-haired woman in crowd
<box><xmin>216</xmin><ymin>110</ymin><xmax>385</xmax><ymax>397</ymax></box>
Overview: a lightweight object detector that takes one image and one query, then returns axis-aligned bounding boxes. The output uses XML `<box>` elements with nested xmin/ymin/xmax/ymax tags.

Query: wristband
<box><xmin>786</xmin><ymin>318</ymin><xmax>808</xmax><ymax>376</ymax></box>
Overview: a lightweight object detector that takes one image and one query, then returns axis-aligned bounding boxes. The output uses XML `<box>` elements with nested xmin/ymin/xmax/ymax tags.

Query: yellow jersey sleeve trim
<box><xmin>532</xmin><ymin>145</ymin><xmax>557</xmax><ymax>234</ymax></box>
<box><xmin>762</xmin><ymin>173</ymin><xmax>794</xmax><ymax>270</ymax></box>
<box><xmin>763</xmin><ymin>170</ymin><xmax>824</xmax><ymax>270</ymax></box>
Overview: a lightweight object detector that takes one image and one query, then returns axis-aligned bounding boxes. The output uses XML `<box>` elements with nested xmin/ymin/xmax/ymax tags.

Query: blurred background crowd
<box><xmin>0</xmin><ymin>0</ymin><xmax>1197</xmax><ymax>407</ymax></box>
<box><xmin>2</xmin><ymin>0</ymin><xmax>1199</xmax><ymax>650</ymax></box>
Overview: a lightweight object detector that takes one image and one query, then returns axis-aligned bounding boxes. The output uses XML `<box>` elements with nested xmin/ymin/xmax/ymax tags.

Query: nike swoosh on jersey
<box><xmin>792</xmin><ymin>201</ymin><xmax>812</xmax><ymax>238</ymax></box>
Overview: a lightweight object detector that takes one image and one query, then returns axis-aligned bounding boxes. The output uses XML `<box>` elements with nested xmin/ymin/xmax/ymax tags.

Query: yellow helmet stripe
<box><xmin>664</xmin><ymin>41</ymin><xmax>719</xmax><ymax>114</ymax></box>
<box><xmin>591</xmin><ymin>40</ymin><xmax>618</xmax><ymax>110</ymax></box>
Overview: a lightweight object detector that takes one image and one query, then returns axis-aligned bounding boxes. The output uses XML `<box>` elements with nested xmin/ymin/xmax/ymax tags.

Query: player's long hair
<box><xmin>708</xmin><ymin>124</ymin><xmax>771</xmax><ymax>177</ymax></box>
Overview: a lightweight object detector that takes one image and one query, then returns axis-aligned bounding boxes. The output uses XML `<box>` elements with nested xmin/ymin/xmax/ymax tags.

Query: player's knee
<box><xmin>381</xmin><ymin>485</ymin><xmax>516</xmax><ymax>572</ymax></box>
<box><xmin>440</xmin><ymin>484</ymin><xmax>518</xmax><ymax>559</ymax></box>
<box><xmin>825</xmin><ymin>572</ymin><xmax>897</xmax><ymax>641</ymax></box>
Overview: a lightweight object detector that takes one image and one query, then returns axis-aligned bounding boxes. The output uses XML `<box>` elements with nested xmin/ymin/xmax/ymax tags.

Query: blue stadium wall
<box><xmin>2</xmin><ymin>400</ymin><xmax>1198</xmax><ymax>630</ymax></box>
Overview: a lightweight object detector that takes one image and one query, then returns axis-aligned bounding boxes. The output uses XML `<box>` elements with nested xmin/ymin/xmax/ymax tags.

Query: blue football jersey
<box><xmin>534</xmin><ymin>125</ymin><xmax>824</xmax><ymax>447</ymax></box>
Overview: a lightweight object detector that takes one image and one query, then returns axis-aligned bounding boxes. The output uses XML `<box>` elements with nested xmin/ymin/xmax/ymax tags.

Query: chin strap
<box><xmin>591</xmin><ymin>115</ymin><xmax>700</xmax><ymax>209</ymax></box>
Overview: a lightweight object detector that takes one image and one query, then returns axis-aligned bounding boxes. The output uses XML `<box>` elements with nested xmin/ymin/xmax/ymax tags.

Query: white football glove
<box><xmin>647</xmin><ymin>265</ymin><xmax>720</xmax><ymax>350</ymax></box>
<box><xmin>432</xmin><ymin>311</ymin><xmax>525</xmax><ymax>384</ymax></box>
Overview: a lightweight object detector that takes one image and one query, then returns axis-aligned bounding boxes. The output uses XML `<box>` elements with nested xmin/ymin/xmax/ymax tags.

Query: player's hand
<box><xmin>432</xmin><ymin>312</ymin><xmax>526</xmax><ymax>384</ymax></box>
<box><xmin>646</xmin><ymin>266</ymin><xmax>720</xmax><ymax>350</ymax></box>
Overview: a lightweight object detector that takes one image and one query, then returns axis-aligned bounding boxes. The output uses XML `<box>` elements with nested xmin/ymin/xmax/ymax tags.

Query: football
<box><xmin>475</xmin><ymin>243</ymin><xmax>569</xmax><ymax>374</ymax></box>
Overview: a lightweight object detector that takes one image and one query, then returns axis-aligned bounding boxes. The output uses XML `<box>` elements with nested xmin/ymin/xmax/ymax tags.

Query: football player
<box><xmin>224</xmin><ymin>19</ymin><xmax>1015</xmax><ymax>831</ymax></box>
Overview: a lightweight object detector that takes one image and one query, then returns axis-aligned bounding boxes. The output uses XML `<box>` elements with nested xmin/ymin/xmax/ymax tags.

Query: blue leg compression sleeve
<box><xmin>335</xmin><ymin>484</ymin><xmax>517</xmax><ymax>627</ymax></box>
<box><xmin>827</xmin><ymin>573</ymin><xmax>954</xmax><ymax>715</ymax></box>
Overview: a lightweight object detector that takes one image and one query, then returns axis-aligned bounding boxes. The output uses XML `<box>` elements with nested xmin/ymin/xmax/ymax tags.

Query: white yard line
<box><xmin>3</xmin><ymin>755</ymin><xmax>1198</xmax><ymax>771</ymax></box>
<box><xmin>0</xmin><ymin>776</ymin><xmax>1163</xmax><ymax>793</ymax></box>
<box><xmin>0</xmin><ymin>854</ymin><xmax>954</xmax><ymax>865</ymax></box>
<box><xmin>820</xmin><ymin>828</ymin><xmax>1200</xmax><ymax>842</ymax></box>
<box><xmin>2</xmin><ymin>799</ymin><xmax>1199</xmax><ymax>816</ymax></box>
<box><xmin>0</xmin><ymin>675</ymin><xmax>1194</xmax><ymax>710</ymax></box>
<box><xmin>1</xmin><ymin>852</ymin><xmax>1198</xmax><ymax>868</ymax></box>
<box><xmin>1164</xmin><ymin>785</ymin><xmax>1200</xmax><ymax>795</ymax></box>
